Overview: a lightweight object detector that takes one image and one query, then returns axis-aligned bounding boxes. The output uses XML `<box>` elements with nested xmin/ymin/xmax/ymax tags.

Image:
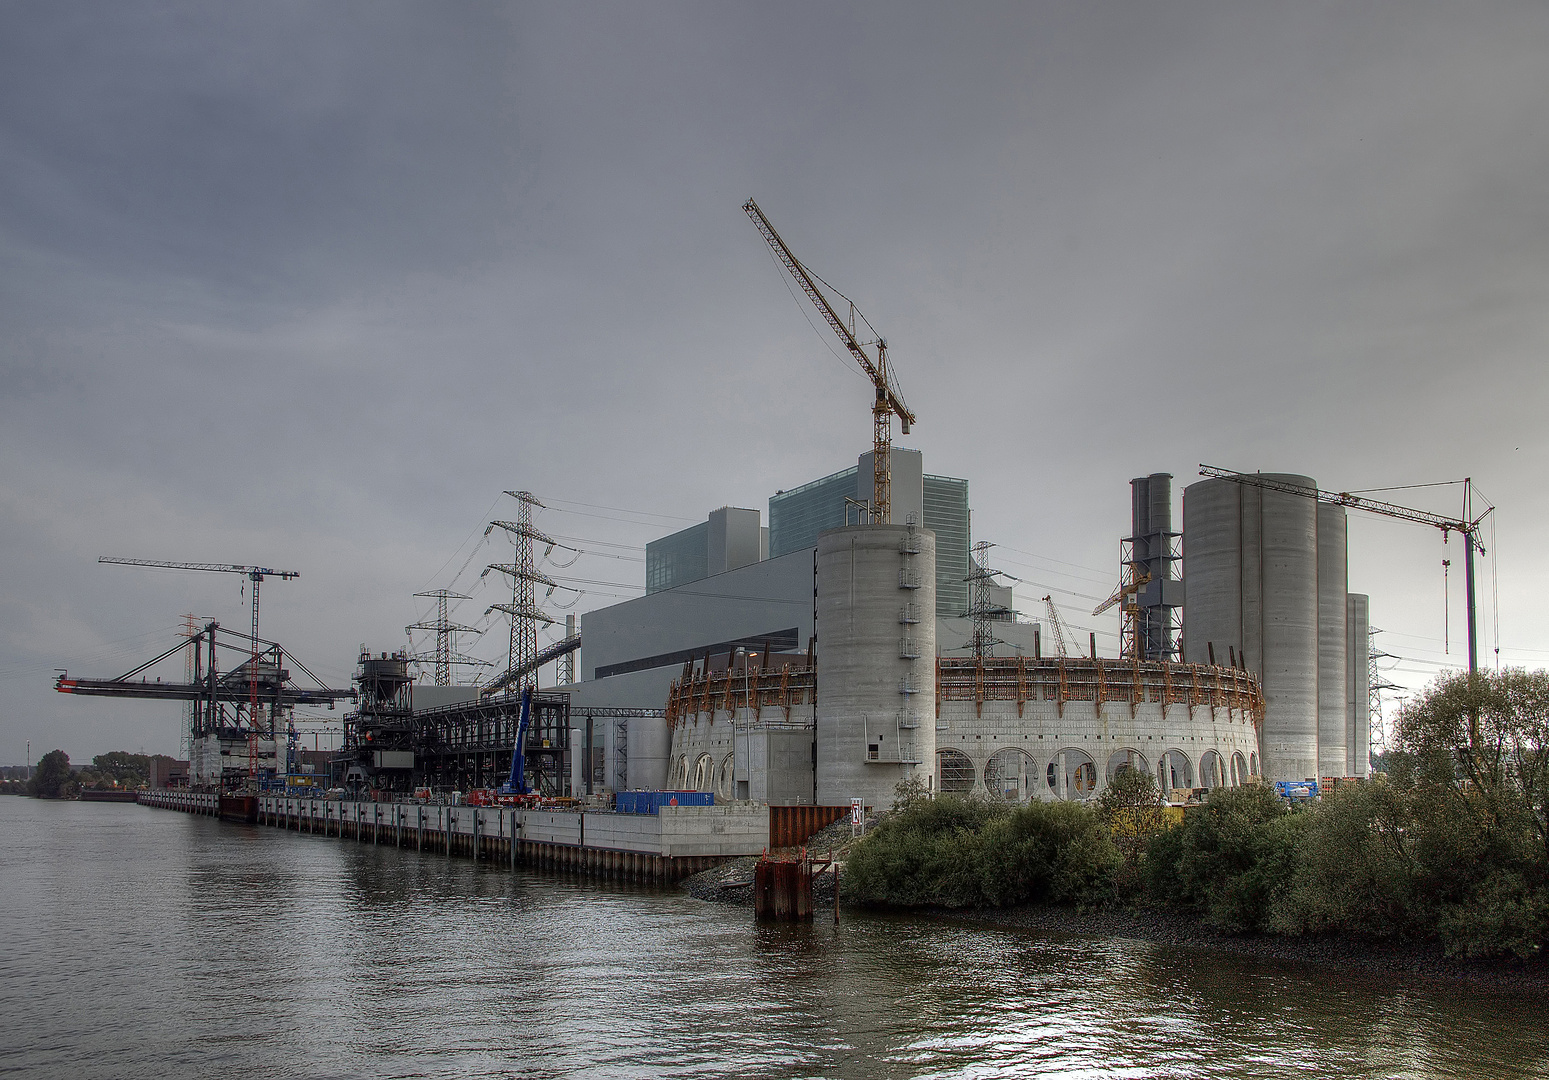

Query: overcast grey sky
<box><xmin>3</xmin><ymin>2</ymin><xmax>1546</xmax><ymax>764</ymax></box>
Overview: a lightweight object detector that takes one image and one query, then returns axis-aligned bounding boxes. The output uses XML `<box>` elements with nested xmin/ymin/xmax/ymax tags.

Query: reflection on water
<box><xmin>2</xmin><ymin>797</ymin><xmax>1545</xmax><ymax>1080</ymax></box>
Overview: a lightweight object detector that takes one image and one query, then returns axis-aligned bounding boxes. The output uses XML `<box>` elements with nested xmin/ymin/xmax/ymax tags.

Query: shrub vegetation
<box><xmin>842</xmin><ymin>668</ymin><xmax>1549</xmax><ymax>961</ymax></box>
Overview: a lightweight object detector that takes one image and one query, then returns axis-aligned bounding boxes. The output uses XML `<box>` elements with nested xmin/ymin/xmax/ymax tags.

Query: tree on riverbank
<box><xmin>1095</xmin><ymin>766</ymin><xmax>1165</xmax><ymax>896</ymax></box>
<box><xmin>30</xmin><ymin>750</ymin><xmax>71</xmax><ymax>799</ymax></box>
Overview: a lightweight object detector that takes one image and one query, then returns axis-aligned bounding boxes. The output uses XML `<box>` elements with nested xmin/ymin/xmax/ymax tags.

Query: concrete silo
<box><xmin>815</xmin><ymin>521</ymin><xmax>936</xmax><ymax>809</ymax></box>
<box><xmin>1346</xmin><ymin>593</ymin><xmax>1371</xmax><ymax>777</ymax></box>
<box><xmin>1182</xmin><ymin>474</ymin><xmax>1321</xmax><ymax>782</ymax></box>
<box><xmin>1317</xmin><ymin>503</ymin><xmax>1348</xmax><ymax>779</ymax></box>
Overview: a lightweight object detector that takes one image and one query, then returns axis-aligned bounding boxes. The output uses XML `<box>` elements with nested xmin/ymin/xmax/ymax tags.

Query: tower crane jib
<box><xmin>743</xmin><ymin>198</ymin><xmax>915</xmax><ymax>523</ymax></box>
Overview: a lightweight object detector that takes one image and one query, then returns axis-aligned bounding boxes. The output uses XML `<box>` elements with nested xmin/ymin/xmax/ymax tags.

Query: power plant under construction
<box><xmin>64</xmin><ymin>455</ymin><xmax>1463</xmax><ymax>813</ymax></box>
<box><xmin>56</xmin><ymin>200</ymin><xmax>1497</xmax><ymax>867</ymax></box>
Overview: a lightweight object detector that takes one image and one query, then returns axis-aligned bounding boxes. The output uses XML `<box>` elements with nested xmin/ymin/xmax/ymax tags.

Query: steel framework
<box><xmin>485</xmin><ymin>491</ymin><xmax>555</xmax><ymax>690</ymax></box>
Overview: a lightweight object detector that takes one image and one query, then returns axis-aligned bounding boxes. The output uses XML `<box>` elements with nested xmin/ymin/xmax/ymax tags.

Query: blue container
<box><xmin>615</xmin><ymin>790</ymin><xmax>715</xmax><ymax>815</ymax></box>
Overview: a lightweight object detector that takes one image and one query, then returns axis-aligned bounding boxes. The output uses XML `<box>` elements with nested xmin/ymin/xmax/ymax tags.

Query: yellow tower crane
<box><xmin>744</xmin><ymin>199</ymin><xmax>915</xmax><ymax>523</ymax></box>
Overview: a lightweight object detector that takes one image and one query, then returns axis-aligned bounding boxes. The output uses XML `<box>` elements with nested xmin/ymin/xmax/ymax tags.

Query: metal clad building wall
<box><xmin>815</xmin><ymin>524</ymin><xmax>936</xmax><ymax>809</ymax></box>
<box><xmin>1183</xmin><ymin>475</ymin><xmax>1321</xmax><ymax>781</ymax></box>
<box><xmin>1317</xmin><ymin>503</ymin><xmax>1349</xmax><ymax>779</ymax></box>
<box><xmin>1346</xmin><ymin>593</ymin><xmax>1370</xmax><ymax>777</ymax></box>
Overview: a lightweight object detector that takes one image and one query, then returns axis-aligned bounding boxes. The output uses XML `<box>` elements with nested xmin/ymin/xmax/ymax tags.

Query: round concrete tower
<box><xmin>815</xmin><ymin>521</ymin><xmax>936</xmax><ymax>810</ymax></box>
<box><xmin>1316</xmin><ymin>502</ymin><xmax>1349</xmax><ymax>779</ymax></box>
<box><xmin>1183</xmin><ymin>475</ymin><xmax>1320</xmax><ymax>782</ymax></box>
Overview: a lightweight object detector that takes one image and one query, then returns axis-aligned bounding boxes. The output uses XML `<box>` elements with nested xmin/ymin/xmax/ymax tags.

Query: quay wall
<box><xmin>137</xmin><ymin>790</ymin><xmax>770</xmax><ymax>883</ymax></box>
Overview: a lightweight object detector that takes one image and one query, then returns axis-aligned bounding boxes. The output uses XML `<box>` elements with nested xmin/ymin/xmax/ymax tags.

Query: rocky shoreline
<box><xmin>681</xmin><ymin>858</ymin><xmax>1549</xmax><ymax>992</ymax></box>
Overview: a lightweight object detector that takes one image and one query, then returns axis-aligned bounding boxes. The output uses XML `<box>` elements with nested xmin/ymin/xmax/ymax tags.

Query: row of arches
<box><xmin>938</xmin><ymin>745</ymin><xmax>1258</xmax><ymax>802</ymax></box>
<box><xmin>667</xmin><ymin>753</ymin><xmax>736</xmax><ymax>800</ymax></box>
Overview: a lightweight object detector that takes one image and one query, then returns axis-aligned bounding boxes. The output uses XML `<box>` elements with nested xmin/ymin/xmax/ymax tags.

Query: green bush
<box><xmin>841</xmin><ymin>667</ymin><xmax>1549</xmax><ymax>961</ymax></box>
<box><xmin>977</xmin><ymin>800</ymin><xmax>1118</xmax><ymax>907</ymax></box>
<box><xmin>1146</xmin><ymin>784</ymin><xmax>1302</xmax><ymax>933</ymax></box>
<box><xmin>842</xmin><ymin>796</ymin><xmax>1117</xmax><ymax>909</ymax></box>
<box><xmin>1269</xmin><ymin>781</ymin><xmax>1416</xmax><ymax>938</ymax></box>
<box><xmin>842</xmin><ymin>796</ymin><xmax>1006</xmax><ymax>908</ymax></box>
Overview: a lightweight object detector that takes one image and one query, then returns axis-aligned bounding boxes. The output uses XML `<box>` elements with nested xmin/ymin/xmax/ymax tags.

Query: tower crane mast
<box><xmin>743</xmin><ymin>198</ymin><xmax>916</xmax><ymax>523</ymax></box>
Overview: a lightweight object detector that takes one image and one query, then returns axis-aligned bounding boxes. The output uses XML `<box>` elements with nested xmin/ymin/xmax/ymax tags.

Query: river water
<box><xmin>2</xmin><ymin>797</ymin><xmax>1545</xmax><ymax>1080</ymax></box>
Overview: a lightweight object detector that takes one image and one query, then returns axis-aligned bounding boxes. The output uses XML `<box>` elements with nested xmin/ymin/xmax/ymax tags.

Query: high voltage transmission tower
<box><xmin>406</xmin><ymin>589</ymin><xmax>488</xmax><ymax>686</ymax></box>
<box><xmin>964</xmin><ymin>541</ymin><xmax>1012</xmax><ymax>659</ymax></box>
<box><xmin>1368</xmin><ymin>627</ymin><xmax>1400</xmax><ymax>760</ymax></box>
<box><xmin>484</xmin><ymin>491</ymin><xmax>556</xmax><ymax>693</ymax></box>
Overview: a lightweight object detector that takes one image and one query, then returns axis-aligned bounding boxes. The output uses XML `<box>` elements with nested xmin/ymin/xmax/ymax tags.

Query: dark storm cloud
<box><xmin>3</xmin><ymin>1</ymin><xmax>1548</xmax><ymax>762</ymax></box>
<box><xmin>0</xmin><ymin>3</ymin><xmax>527</xmax><ymax>304</ymax></box>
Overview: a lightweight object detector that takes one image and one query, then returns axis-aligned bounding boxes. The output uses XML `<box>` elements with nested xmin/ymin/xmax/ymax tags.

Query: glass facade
<box><xmin>925</xmin><ymin>474</ymin><xmax>970</xmax><ymax>616</ymax></box>
<box><xmin>645</xmin><ymin>521</ymin><xmax>708</xmax><ymax>594</ymax></box>
<box><xmin>767</xmin><ymin>467</ymin><xmax>858</xmax><ymax>558</ymax></box>
<box><xmin>767</xmin><ymin>464</ymin><xmax>970</xmax><ymax>618</ymax></box>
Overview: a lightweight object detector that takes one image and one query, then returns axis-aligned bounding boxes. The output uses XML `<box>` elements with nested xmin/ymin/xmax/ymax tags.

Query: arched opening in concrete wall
<box><xmin>691</xmin><ymin>753</ymin><xmax>713</xmax><ymax>792</ymax></box>
<box><xmin>1199</xmin><ymin>750</ymin><xmax>1225</xmax><ymax>790</ymax></box>
<box><xmin>1105</xmin><ymin>748</ymin><xmax>1150</xmax><ymax>786</ymax></box>
<box><xmin>1158</xmin><ymin>749</ymin><xmax>1194</xmax><ymax>794</ymax></box>
<box><xmin>984</xmin><ymin>748</ymin><xmax>1037</xmax><ymax>802</ymax></box>
<box><xmin>937</xmin><ymin>748</ymin><xmax>975</xmax><ymax>794</ymax></box>
<box><xmin>670</xmin><ymin>754</ymin><xmax>688</xmax><ymax>789</ymax></box>
<box><xmin>1250</xmin><ymin>751</ymin><xmax>1259</xmax><ymax>778</ymax></box>
<box><xmin>716</xmin><ymin>754</ymin><xmax>735</xmax><ymax>801</ymax></box>
<box><xmin>1047</xmin><ymin>748</ymin><xmax>1098</xmax><ymax>801</ymax></box>
<box><xmin>1231</xmin><ymin>751</ymin><xmax>1247</xmax><ymax>786</ymax></box>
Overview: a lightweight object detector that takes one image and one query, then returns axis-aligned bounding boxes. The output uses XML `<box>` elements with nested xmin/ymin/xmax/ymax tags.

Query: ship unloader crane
<box><xmin>99</xmin><ymin>557</ymin><xmax>301</xmax><ymax>779</ymax></box>
<box><xmin>744</xmin><ymin>198</ymin><xmax>916</xmax><ymax>523</ymax></box>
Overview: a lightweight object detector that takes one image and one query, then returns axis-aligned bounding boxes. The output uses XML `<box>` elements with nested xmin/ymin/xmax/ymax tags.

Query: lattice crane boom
<box><xmin>1041</xmin><ymin>595</ymin><xmax>1076</xmax><ymax>659</ymax></box>
<box><xmin>744</xmin><ymin>198</ymin><xmax>915</xmax><ymax>523</ymax></box>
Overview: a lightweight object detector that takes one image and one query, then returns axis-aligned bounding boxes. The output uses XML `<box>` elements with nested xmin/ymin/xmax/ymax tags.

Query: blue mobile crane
<box><xmin>497</xmin><ymin>686</ymin><xmax>534</xmax><ymax>799</ymax></box>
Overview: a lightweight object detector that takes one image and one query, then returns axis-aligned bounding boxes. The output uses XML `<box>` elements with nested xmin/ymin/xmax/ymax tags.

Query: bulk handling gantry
<box><xmin>744</xmin><ymin>199</ymin><xmax>916</xmax><ymax>524</ymax></box>
<box><xmin>56</xmin><ymin>620</ymin><xmax>354</xmax><ymax>788</ymax></box>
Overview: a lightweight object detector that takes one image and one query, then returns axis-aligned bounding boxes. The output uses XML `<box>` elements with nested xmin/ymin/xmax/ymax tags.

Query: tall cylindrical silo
<box><xmin>1181</xmin><ymin>479</ymin><xmax>1244</xmax><ymax>670</ymax></box>
<box><xmin>1183</xmin><ymin>474</ymin><xmax>1320</xmax><ymax>781</ymax></box>
<box><xmin>815</xmin><ymin>522</ymin><xmax>936</xmax><ymax>810</ymax></box>
<box><xmin>1317</xmin><ymin>503</ymin><xmax>1348</xmax><ymax>779</ymax></box>
<box><xmin>1346</xmin><ymin>593</ymin><xmax>1370</xmax><ymax>777</ymax></box>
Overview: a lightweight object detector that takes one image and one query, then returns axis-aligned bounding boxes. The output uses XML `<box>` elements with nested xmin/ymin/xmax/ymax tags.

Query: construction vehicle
<box><xmin>744</xmin><ymin>198</ymin><xmax>915</xmax><ymax>523</ymax></box>
<box><xmin>496</xmin><ymin>686</ymin><xmax>537</xmax><ymax>804</ymax></box>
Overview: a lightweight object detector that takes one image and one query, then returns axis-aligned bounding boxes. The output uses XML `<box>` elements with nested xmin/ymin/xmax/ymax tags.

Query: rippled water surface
<box><xmin>3</xmin><ymin>798</ymin><xmax>1546</xmax><ymax>1079</ymax></box>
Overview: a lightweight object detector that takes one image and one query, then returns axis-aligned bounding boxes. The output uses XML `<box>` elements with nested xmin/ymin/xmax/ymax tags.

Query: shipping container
<box><xmin>614</xmin><ymin>790</ymin><xmax>715</xmax><ymax>815</ymax></box>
